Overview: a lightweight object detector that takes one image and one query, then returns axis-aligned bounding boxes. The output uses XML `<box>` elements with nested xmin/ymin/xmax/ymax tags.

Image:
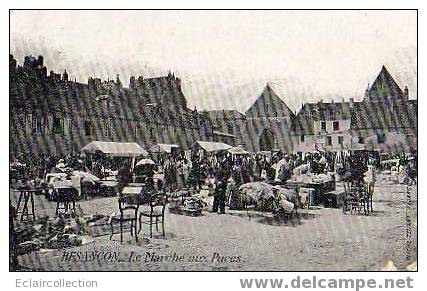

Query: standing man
<box><xmin>117</xmin><ymin>161</ymin><xmax>132</xmax><ymax>195</ymax></box>
<box><xmin>212</xmin><ymin>170</ymin><xmax>228</xmax><ymax>214</ymax></box>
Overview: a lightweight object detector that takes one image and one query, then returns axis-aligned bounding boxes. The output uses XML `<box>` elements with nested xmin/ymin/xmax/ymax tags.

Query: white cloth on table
<box><xmin>71</xmin><ymin>175</ymin><xmax>82</xmax><ymax>197</ymax></box>
<box><xmin>299</xmin><ymin>188</ymin><xmax>315</xmax><ymax>205</ymax></box>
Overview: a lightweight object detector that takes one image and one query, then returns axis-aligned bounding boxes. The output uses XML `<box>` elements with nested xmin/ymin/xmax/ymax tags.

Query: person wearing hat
<box><xmin>212</xmin><ymin>170</ymin><xmax>228</xmax><ymax>214</ymax></box>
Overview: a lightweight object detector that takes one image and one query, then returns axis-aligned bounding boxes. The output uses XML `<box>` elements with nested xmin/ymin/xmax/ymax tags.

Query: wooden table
<box><xmin>96</xmin><ymin>180</ymin><xmax>119</xmax><ymax>197</ymax></box>
<box><xmin>54</xmin><ymin>186</ymin><xmax>78</xmax><ymax>215</ymax></box>
<box><xmin>16</xmin><ymin>188</ymin><xmax>37</xmax><ymax>221</ymax></box>
<box><xmin>285</xmin><ymin>179</ymin><xmax>336</xmax><ymax>206</ymax></box>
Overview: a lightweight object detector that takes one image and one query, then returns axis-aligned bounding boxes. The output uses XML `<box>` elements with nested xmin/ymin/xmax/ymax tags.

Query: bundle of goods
<box><xmin>183</xmin><ymin>197</ymin><xmax>206</xmax><ymax>216</ymax></box>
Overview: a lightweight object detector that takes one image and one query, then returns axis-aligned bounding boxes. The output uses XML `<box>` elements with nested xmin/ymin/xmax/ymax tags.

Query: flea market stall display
<box><xmin>335</xmin><ymin>149</ymin><xmax>380</xmax><ymax>215</ymax></box>
<box><xmin>80</xmin><ymin>141</ymin><xmax>149</xmax><ymax>197</ymax></box>
<box><xmin>149</xmin><ymin>143</ymin><xmax>181</xmax><ymax>162</ymax></box>
<box><xmin>238</xmin><ymin>182</ymin><xmax>299</xmax><ymax>216</ymax></box>
<box><xmin>132</xmin><ymin>158</ymin><xmax>165</xmax><ymax>191</ymax></box>
<box><xmin>167</xmin><ymin>141</ymin><xmax>233</xmax><ymax>216</ymax></box>
<box><xmin>168</xmin><ymin>188</ymin><xmax>208</xmax><ymax>216</ymax></box>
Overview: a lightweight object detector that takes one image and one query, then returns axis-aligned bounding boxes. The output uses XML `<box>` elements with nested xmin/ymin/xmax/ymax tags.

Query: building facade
<box><xmin>9</xmin><ymin>55</ymin><xmax>417</xmax><ymax>156</ymax></box>
<box><xmin>243</xmin><ymin>84</ymin><xmax>295</xmax><ymax>153</ymax></box>
<box><xmin>9</xmin><ymin>55</ymin><xmax>213</xmax><ymax>157</ymax></box>
<box><xmin>350</xmin><ymin>66</ymin><xmax>417</xmax><ymax>153</ymax></box>
<box><xmin>292</xmin><ymin>100</ymin><xmax>354</xmax><ymax>152</ymax></box>
<box><xmin>203</xmin><ymin>110</ymin><xmax>246</xmax><ymax>146</ymax></box>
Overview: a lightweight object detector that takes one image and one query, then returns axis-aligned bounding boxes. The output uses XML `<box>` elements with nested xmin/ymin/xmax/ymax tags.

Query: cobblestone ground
<box><xmin>11</xmin><ymin>178</ymin><xmax>417</xmax><ymax>271</ymax></box>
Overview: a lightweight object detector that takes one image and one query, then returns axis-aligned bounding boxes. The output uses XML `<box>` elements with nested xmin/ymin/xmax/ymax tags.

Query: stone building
<box><xmin>293</xmin><ymin>66</ymin><xmax>417</xmax><ymax>153</ymax></box>
<box><xmin>243</xmin><ymin>84</ymin><xmax>295</xmax><ymax>152</ymax></box>
<box><xmin>203</xmin><ymin>110</ymin><xmax>246</xmax><ymax>146</ymax></box>
<box><xmin>9</xmin><ymin>55</ymin><xmax>213</xmax><ymax>157</ymax></box>
<box><xmin>9</xmin><ymin>55</ymin><xmax>417</xmax><ymax>156</ymax></box>
<box><xmin>350</xmin><ymin>66</ymin><xmax>417</xmax><ymax>153</ymax></box>
<box><xmin>292</xmin><ymin>100</ymin><xmax>355</xmax><ymax>152</ymax></box>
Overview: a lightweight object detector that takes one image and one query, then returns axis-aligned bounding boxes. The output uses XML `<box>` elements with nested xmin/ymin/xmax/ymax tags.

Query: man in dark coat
<box><xmin>212</xmin><ymin>170</ymin><xmax>228</xmax><ymax>214</ymax></box>
<box><xmin>117</xmin><ymin>162</ymin><xmax>132</xmax><ymax>195</ymax></box>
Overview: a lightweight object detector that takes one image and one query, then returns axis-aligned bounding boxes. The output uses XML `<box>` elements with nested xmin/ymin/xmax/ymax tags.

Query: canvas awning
<box><xmin>149</xmin><ymin>143</ymin><xmax>180</xmax><ymax>154</ymax></box>
<box><xmin>80</xmin><ymin>141</ymin><xmax>148</xmax><ymax>157</ymax></box>
<box><xmin>194</xmin><ymin>141</ymin><xmax>232</xmax><ymax>153</ymax></box>
<box><xmin>227</xmin><ymin>147</ymin><xmax>249</xmax><ymax>155</ymax></box>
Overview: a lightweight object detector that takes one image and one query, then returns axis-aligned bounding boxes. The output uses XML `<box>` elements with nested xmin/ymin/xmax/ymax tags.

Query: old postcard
<box><xmin>9</xmin><ymin>10</ymin><xmax>417</xmax><ymax>272</ymax></box>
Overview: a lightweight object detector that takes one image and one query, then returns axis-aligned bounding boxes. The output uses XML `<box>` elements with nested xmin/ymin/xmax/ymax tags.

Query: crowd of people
<box><xmin>10</xmin><ymin>149</ymin><xmax>418</xmax><ymax>212</ymax></box>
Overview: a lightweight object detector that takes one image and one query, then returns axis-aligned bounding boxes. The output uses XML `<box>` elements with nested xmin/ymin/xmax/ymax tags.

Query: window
<box><xmin>84</xmin><ymin>121</ymin><xmax>91</xmax><ymax>136</ymax></box>
<box><xmin>32</xmin><ymin>115</ymin><xmax>43</xmax><ymax>134</ymax></box>
<box><xmin>333</xmin><ymin>121</ymin><xmax>340</xmax><ymax>131</ymax></box>
<box><xmin>327</xmin><ymin>136</ymin><xmax>332</xmax><ymax>146</ymax></box>
<box><xmin>104</xmin><ymin>120</ymin><xmax>112</xmax><ymax>137</ymax></box>
<box><xmin>377</xmin><ymin>133</ymin><xmax>386</xmax><ymax>144</ymax></box>
<box><xmin>321</xmin><ymin>121</ymin><xmax>327</xmax><ymax>132</ymax></box>
<box><xmin>358</xmin><ymin>136</ymin><xmax>365</xmax><ymax>144</ymax></box>
<box><xmin>52</xmin><ymin>115</ymin><xmax>63</xmax><ymax>134</ymax></box>
<box><xmin>300</xmin><ymin>135</ymin><xmax>305</xmax><ymax>143</ymax></box>
<box><xmin>338</xmin><ymin>136</ymin><xmax>344</xmax><ymax>145</ymax></box>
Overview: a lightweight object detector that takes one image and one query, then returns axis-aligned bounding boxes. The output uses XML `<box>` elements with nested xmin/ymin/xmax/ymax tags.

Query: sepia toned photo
<box><xmin>9</xmin><ymin>10</ymin><xmax>417</xmax><ymax>272</ymax></box>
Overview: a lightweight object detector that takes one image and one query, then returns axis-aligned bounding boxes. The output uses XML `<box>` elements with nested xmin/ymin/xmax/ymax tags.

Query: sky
<box><xmin>10</xmin><ymin>10</ymin><xmax>417</xmax><ymax>113</ymax></box>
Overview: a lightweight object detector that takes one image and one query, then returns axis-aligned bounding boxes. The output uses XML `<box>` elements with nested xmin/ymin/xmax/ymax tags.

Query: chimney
<box><xmin>404</xmin><ymin>86</ymin><xmax>409</xmax><ymax>100</ymax></box>
<box><xmin>364</xmin><ymin>83</ymin><xmax>370</xmax><ymax>100</ymax></box>
<box><xmin>62</xmin><ymin>70</ymin><xmax>68</xmax><ymax>82</ymax></box>
<box><xmin>176</xmin><ymin>77</ymin><xmax>182</xmax><ymax>90</ymax></box>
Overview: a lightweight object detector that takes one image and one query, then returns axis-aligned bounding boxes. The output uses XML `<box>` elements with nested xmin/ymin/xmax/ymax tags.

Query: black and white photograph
<box><xmin>9</xmin><ymin>10</ymin><xmax>417</xmax><ymax>272</ymax></box>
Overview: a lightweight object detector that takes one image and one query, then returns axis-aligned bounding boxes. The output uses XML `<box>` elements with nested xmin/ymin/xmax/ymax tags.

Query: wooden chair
<box><xmin>55</xmin><ymin>188</ymin><xmax>78</xmax><ymax>215</ymax></box>
<box><xmin>138</xmin><ymin>193</ymin><xmax>167</xmax><ymax>238</ymax></box>
<box><xmin>242</xmin><ymin>196</ymin><xmax>257</xmax><ymax>220</ymax></box>
<box><xmin>364</xmin><ymin>182</ymin><xmax>374</xmax><ymax>213</ymax></box>
<box><xmin>342</xmin><ymin>181</ymin><xmax>352</xmax><ymax>214</ymax></box>
<box><xmin>343</xmin><ymin>181</ymin><xmax>368</xmax><ymax>215</ymax></box>
<box><xmin>110</xmin><ymin>196</ymin><xmax>140</xmax><ymax>243</ymax></box>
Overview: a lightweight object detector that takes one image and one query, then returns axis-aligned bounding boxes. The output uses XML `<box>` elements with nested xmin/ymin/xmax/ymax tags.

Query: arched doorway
<box><xmin>259</xmin><ymin>128</ymin><xmax>276</xmax><ymax>151</ymax></box>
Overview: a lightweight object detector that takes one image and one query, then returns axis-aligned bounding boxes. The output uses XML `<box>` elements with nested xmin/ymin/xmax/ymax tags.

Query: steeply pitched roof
<box><xmin>351</xmin><ymin>99</ymin><xmax>417</xmax><ymax>130</ymax></box>
<box><xmin>293</xmin><ymin>101</ymin><xmax>355</xmax><ymax>134</ymax></box>
<box><xmin>204</xmin><ymin>110</ymin><xmax>246</xmax><ymax>120</ymax></box>
<box><xmin>365</xmin><ymin>66</ymin><xmax>405</xmax><ymax>101</ymax></box>
<box><xmin>245</xmin><ymin>84</ymin><xmax>295</xmax><ymax>118</ymax></box>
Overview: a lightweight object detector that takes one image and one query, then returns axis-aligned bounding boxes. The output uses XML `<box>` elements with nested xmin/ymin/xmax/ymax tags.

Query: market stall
<box><xmin>80</xmin><ymin>141</ymin><xmax>149</xmax><ymax>195</ymax></box>
<box><xmin>285</xmin><ymin>173</ymin><xmax>336</xmax><ymax>206</ymax></box>
<box><xmin>80</xmin><ymin>141</ymin><xmax>148</xmax><ymax>158</ymax></box>
<box><xmin>149</xmin><ymin>143</ymin><xmax>180</xmax><ymax>154</ymax></box>
<box><xmin>227</xmin><ymin>147</ymin><xmax>249</xmax><ymax>155</ymax></box>
<box><xmin>192</xmin><ymin>141</ymin><xmax>232</xmax><ymax>154</ymax></box>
